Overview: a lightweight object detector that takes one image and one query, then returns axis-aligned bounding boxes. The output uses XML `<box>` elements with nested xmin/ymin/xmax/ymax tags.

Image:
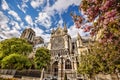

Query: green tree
<box><xmin>0</xmin><ymin>38</ymin><xmax>32</xmax><ymax>59</ymax></box>
<box><xmin>78</xmin><ymin>42</ymin><xmax>120</xmax><ymax>77</ymax></box>
<box><xmin>1</xmin><ymin>53</ymin><xmax>31</xmax><ymax>70</ymax></box>
<box><xmin>0</xmin><ymin>38</ymin><xmax>33</xmax><ymax>69</ymax></box>
<box><xmin>34</xmin><ymin>47</ymin><xmax>50</xmax><ymax>70</ymax></box>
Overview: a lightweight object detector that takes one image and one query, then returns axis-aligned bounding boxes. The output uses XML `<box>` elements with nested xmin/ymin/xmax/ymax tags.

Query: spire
<box><xmin>77</xmin><ymin>33</ymin><xmax>83</xmax><ymax>46</ymax></box>
<box><xmin>77</xmin><ymin>33</ymin><xmax>82</xmax><ymax>40</ymax></box>
<box><xmin>51</xmin><ymin>28</ymin><xmax>55</xmax><ymax>34</ymax></box>
<box><xmin>63</xmin><ymin>22</ymin><xmax>68</xmax><ymax>33</ymax></box>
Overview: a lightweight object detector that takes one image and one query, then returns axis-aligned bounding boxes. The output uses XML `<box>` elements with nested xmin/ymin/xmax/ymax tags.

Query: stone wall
<box><xmin>0</xmin><ymin>69</ymin><xmax>42</xmax><ymax>80</ymax></box>
<box><xmin>92</xmin><ymin>73</ymin><xmax>120</xmax><ymax>80</ymax></box>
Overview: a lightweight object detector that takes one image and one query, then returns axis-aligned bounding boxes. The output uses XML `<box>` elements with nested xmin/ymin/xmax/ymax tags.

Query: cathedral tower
<box><xmin>20</xmin><ymin>28</ymin><xmax>35</xmax><ymax>44</ymax></box>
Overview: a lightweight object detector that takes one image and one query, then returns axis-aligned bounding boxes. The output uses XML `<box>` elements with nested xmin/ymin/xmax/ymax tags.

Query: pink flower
<box><xmin>99</xmin><ymin>0</ymin><xmax>116</xmax><ymax>12</ymax></box>
<box><xmin>104</xmin><ymin>9</ymin><xmax>117</xmax><ymax>19</ymax></box>
<box><xmin>75</xmin><ymin>21</ymin><xmax>81</xmax><ymax>28</ymax></box>
<box><xmin>103</xmin><ymin>18</ymin><xmax>109</xmax><ymax>25</ymax></box>
<box><xmin>83</xmin><ymin>26</ymin><xmax>91</xmax><ymax>32</ymax></box>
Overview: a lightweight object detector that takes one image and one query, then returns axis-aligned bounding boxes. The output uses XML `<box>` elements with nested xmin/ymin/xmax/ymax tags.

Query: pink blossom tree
<box><xmin>72</xmin><ymin>0</ymin><xmax>120</xmax><ymax>76</ymax></box>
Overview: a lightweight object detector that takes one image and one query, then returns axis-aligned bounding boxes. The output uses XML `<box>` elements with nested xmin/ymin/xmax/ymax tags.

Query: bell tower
<box><xmin>20</xmin><ymin>28</ymin><xmax>35</xmax><ymax>44</ymax></box>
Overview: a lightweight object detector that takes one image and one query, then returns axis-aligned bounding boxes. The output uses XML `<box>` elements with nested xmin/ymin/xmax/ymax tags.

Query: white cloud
<box><xmin>32</xmin><ymin>27</ymin><xmax>50</xmax><ymax>42</ymax></box>
<box><xmin>68</xmin><ymin>24</ymin><xmax>85</xmax><ymax>38</ymax></box>
<box><xmin>32</xmin><ymin>27</ymin><xmax>44</xmax><ymax>36</ymax></box>
<box><xmin>35</xmin><ymin>12</ymin><xmax>51</xmax><ymax>28</ymax></box>
<box><xmin>41</xmin><ymin>34</ymin><xmax>50</xmax><ymax>42</ymax></box>
<box><xmin>17</xmin><ymin>0</ymin><xmax>28</xmax><ymax>13</ymax></box>
<box><xmin>34</xmin><ymin>0</ymin><xmax>81</xmax><ymax>29</ymax></box>
<box><xmin>0</xmin><ymin>11</ymin><xmax>9</xmax><ymax>25</ymax></box>
<box><xmin>34</xmin><ymin>0</ymin><xmax>81</xmax><ymax>30</ymax></box>
<box><xmin>0</xmin><ymin>24</ymin><xmax>10</xmax><ymax>31</ymax></box>
<box><xmin>17</xmin><ymin>5</ymin><xmax>26</xmax><ymax>13</ymax></box>
<box><xmin>30</xmin><ymin>0</ymin><xmax>44</xmax><ymax>9</ymax></box>
<box><xmin>25</xmin><ymin>15</ymin><xmax>33</xmax><ymax>26</ymax></box>
<box><xmin>9</xmin><ymin>21</ymin><xmax>21</xmax><ymax>30</ymax></box>
<box><xmin>0</xmin><ymin>33</ymin><xmax>7</xmax><ymax>39</ymax></box>
<box><xmin>20</xmin><ymin>22</ymin><xmax>25</xmax><ymax>29</ymax></box>
<box><xmin>0</xmin><ymin>12</ymin><xmax>22</xmax><ymax>40</ymax></box>
<box><xmin>4</xmin><ymin>28</ymin><xmax>21</xmax><ymax>38</ymax></box>
<box><xmin>1</xmin><ymin>0</ymin><xmax>9</xmax><ymax>10</ymax></box>
<box><xmin>23</xmin><ymin>0</ymin><xmax>29</xmax><ymax>2</ymax></box>
<box><xmin>0</xmin><ymin>27</ymin><xmax>21</xmax><ymax>40</ymax></box>
<box><xmin>44</xmin><ymin>0</ymin><xmax>81</xmax><ymax>16</ymax></box>
<box><xmin>8</xmin><ymin>10</ymin><xmax>21</xmax><ymax>21</ymax></box>
<box><xmin>58</xmin><ymin>17</ymin><xmax>63</xmax><ymax>26</ymax></box>
<box><xmin>21</xmin><ymin>2</ymin><xmax>28</xmax><ymax>13</ymax></box>
<box><xmin>0</xmin><ymin>11</ymin><xmax>10</xmax><ymax>31</ymax></box>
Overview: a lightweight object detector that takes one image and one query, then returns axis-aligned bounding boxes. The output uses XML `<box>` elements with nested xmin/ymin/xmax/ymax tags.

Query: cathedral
<box><xmin>21</xmin><ymin>26</ymin><xmax>89</xmax><ymax>80</ymax></box>
<box><xmin>46</xmin><ymin>24</ymin><xmax>89</xmax><ymax>80</ymax></box>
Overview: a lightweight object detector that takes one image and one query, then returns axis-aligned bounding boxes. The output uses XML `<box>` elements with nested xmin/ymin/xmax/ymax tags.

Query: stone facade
<box><xmin>20</xmin><ymin>27</ymin><xmax>89</xmax><ymax>80</ymax></box>
<box><xmin>33</xmin><ymin>36</ymin><xmax>44</xmax><ymax>45</ymax></box>
<box><xmin>46</xmin><ymin>25</ymin><xmax>89</xmax><ymax>80</ymax></box>
<box><xmin>20</xmin><ymin>28</ymin><xmax>44</xmax><ymax>46</ymax></box>
<box><xmin>20</xmin><ymin>28</ymin><xmax>35</xmax><ymax>44</ymax></box>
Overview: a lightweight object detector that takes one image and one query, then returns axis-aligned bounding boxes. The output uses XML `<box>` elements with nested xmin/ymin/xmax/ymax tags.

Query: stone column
<box><xmin>25</xmin><ymin>30</ymin><xmax>29</xmax><ymax>38</ymax></box>
<box><xmin>58</xmin><ymin>57</ymin><xmax>64</xmax><ymax>80</ymax></box>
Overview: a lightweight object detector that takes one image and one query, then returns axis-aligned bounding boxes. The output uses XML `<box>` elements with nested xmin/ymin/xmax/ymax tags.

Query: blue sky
<box><xmin>0</xmin><ymin>0</ymin><xmax>87</xmax><ymax>42</ymax></box>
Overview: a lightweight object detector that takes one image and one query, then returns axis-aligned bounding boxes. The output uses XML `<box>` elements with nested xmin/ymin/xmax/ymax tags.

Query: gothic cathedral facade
<box><xmin>47</xmin><ymin>24</ymin><xmax>88</xmax><ymax>80</ymax></box>
<box><xmin>20</xmin><ymin>26</ymin><xmax>89</xmax><ymax>80</ymax></box>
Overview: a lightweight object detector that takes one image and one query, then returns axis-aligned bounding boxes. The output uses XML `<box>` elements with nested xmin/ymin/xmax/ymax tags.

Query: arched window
<box><xmin>65</xmin><ymin>59</ymin><xmax>72</xmax><ymax>69</ymax></box>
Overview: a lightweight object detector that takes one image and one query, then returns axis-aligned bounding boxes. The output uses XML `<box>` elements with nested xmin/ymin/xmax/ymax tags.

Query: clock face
<box><xmin>52</xmin><ymin>37</ymin><xmax>64</xmax><ymax>49</ymax></box>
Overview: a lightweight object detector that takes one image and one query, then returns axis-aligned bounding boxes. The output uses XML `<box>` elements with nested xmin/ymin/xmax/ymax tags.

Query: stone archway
<box><xmin>52</xmin><ymin>61</ymin><xmax>58</xmax><ymax>77</ymax></box>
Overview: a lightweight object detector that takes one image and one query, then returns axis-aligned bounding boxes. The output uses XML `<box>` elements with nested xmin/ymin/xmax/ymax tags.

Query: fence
<box><xmin>0</xmin><ymin>69</ymin><xmax>41</xmax><ymax>79</ymax></box>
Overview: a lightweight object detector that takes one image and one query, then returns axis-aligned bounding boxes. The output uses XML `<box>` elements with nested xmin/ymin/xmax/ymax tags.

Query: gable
<box><xmin>54</xmin><ymin>27</ymin><xmax>63</xmax><ymax>36</ymax></box>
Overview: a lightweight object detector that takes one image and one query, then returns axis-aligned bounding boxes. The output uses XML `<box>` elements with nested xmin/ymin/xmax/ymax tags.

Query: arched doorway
<box><xmin>52</xmin><ymin>61</ymin><xmax>58</xmax><ymax>77</ymax></box>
